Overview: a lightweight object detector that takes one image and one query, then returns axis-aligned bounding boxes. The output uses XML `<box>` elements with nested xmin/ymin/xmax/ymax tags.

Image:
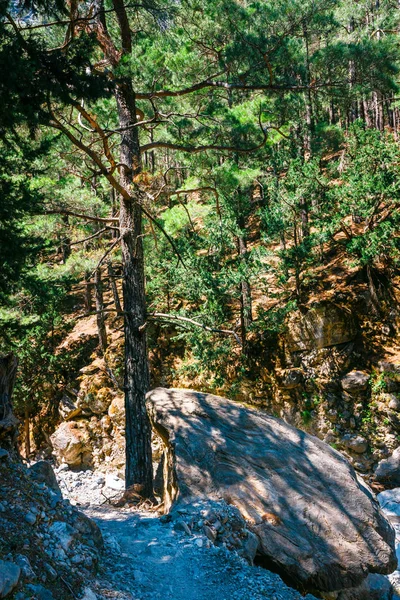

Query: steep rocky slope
<box><xmin>0</xmin><ymin>451</ymin><xmax>103</xmax><ymax>599</ymax></box>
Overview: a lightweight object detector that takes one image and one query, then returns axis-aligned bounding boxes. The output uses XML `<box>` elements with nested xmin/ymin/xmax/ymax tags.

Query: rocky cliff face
<box><xmin>50</xmin><ymin>346</ymin><xmax>126</xmax><ymax>474</ymax></box>
<box><xmin>270</xmin><ymin>299</ymin><xmax>400</xmax><ymax>477</ymax></box>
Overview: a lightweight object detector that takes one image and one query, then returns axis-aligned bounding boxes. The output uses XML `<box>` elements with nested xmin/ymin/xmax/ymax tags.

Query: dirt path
<box><xmin>83</xmin><ymin>504</ymin><xmax>315</xmax><ymax>600</ymax></box>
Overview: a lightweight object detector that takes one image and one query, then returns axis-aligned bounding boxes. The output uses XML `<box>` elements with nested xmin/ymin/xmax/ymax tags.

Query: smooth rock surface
<box><xmin>147</xmin><ymin>387</ymin><xmax>397</xmax><ymax>594</ymax></box>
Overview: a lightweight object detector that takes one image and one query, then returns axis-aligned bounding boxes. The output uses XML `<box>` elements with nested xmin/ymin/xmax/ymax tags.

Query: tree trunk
<box><xmin>61</xmin><ymin>214</ymin><xmax>71</xmax><ymax>264</ymax></box>
<box><xmin>24</xmin><ymin>404</ymin><xmax>30</xmax><ymax>458</ymax></box>
<box><xmin>94</xmin><ymin>267</ymin><xmax>108</xmax><ymax>352</ymax></box>
<box><xmin>237</xmin><ymin>235</ymin><xmax>252</xmax><ymax>352</ymax></box>
<box><xmin>366</xmin><ymin>264</ymin><xmax>380</xmax><ymax>316</ymax></box>
<box><xmin>115</xmin><ymin>78</ymin><xmax>153</xmax><ymax>497</ymax></box>
<box><xmin>107</xmin><ymin>261</ymin><xmax>122</xmax><ymax>313</ymax></box>
<box><xmin>0</xmin><ymin>353</ymin><xmax>19</xmax><ymax>446</ymax></box>
<box><xmin>84</xmin><ymin>274</ymin><xmax>93</xmax><ymax>313</ymax></box>
<box><xmin>300</xmin><ymin>197</ymin><xmax>310</xmax><ymax>239</ymax></box>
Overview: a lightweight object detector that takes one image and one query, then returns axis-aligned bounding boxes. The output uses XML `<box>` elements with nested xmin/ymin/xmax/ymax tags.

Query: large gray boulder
<box><xmin>147</xmin><ymin>388</ymin><xmax>397</xmax><ymax>595</ymax></box>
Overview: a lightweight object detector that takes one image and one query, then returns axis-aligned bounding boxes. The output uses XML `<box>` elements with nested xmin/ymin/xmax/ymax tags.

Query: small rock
<box><xmin>194</xmin><ymin>538</ymin><xmax>203</xmax><ymax>548</ymax></box>
<box><xmin>105</xmin><ymin>473</ymin><xmax>125</xmax><ymax>491</ymax></box>
<box><xmin>175</xmin><ymin>519</ymin><xmax>191</xmax><ymax>536</ymax></box>
<box><xmin>389</xmin><ymin>396</ymin><xmax>400</xmax><ymax>412</ymax></box>
<box><xmin>15</xmin><ymin>555</ymin><xmax>35</xmax><ymax>581</ymax></box>
<box><xmin>57</xmin><ymin>463</ymin><xmax>69</xmax><ymax>472</ymax></box>
<box><xmin>0</xmin><ymin>449</ymin><xmax>9</xmax><ymax>461</ymax></box>
<box><xmin>341</xmin><ymin>371</ymin><xmax>370</xmax><ymax>394</ymax></box>
<box><xmin>341</xmin><ymin>434</ymin><xmax>368</xmax><ymax>454</ymax></box>
<box><xmin>24</xmin><ymin>512</ymin><xmax>37</xmax><ymax>525</ymax></box>
<box><xmin>26</xmin><ymin>584</ymin><xmax>54</xmax><ymax>600</ymax></box>
<box><xmin>375</xmin><ymin>447</ymin><xmax>400</xmax><ymax>487</ymax></box>
<box><xmin>71</xmin><ymin>554</ymin><xmax>84</xmax><ymax>565</ymax></box>
<box><xmin>43</xmin><ymin>563</ymin><xmax>57</xmax><ymax>581</ymax></box>
<box><xmin>203</xmin><ymin>525</ymin><xmax>217</xmax><ymax>543</ymax></box>
<box><xmin>159</xmin><ymin>514</ymin><xmax>171</xmax><ymax>524</ymax></box>
<box><xmin>279</xmin><ymin>369</ymin><xmax>303</xmax><ymax>390</ymax></box>
<box><xmin>49</xmin><ymin>521</ymin><xmax>74</xmax><ymax>551</ymax></box>
<box><xmin>0</xmin><ymin>560</ymin><xmax>21</xmax><ymax>598</ymax></box>
<box><xmin>81</xmin><ymin>588</ymin><xmax>97</xmax><ymax>600</ymax></box>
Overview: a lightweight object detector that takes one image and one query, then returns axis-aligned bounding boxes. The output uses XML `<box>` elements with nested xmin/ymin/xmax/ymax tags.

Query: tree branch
<box><xmin>70</xmin><ymin>227</ymin><xmax>116</xmax><ymax>246</ymax></box>
<box><xmin>148</xmin><ymin>312</ymin><xmax>242</xmax><ymax>345</ymax></box>
<box><xmin>136</xmin><ymin>79</ymin><xmax>345</xmax><ymax>100</ymax></box>
<box><xmin>141</xmin><ymin>131</ymin><xmax>268</xmax><ymax>155</ymax></box>
<box><xmin>46</xmin><ymin>209</ymin><xmax>118</xmax><ymax>223</ymax></box>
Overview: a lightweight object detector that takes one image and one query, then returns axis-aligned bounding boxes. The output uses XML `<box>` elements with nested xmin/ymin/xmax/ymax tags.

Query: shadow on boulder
<box><xmin>147</xmin><ymin>387</ymin><xmax>397</xmax><ymax>597</ymax></box>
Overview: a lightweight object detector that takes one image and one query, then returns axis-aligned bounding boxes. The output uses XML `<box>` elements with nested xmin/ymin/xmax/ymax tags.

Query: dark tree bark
<box><xmin>90</xmin><ymin>0</ymin><xmax>154</xmax><ymax>497</ymax></box>
<box><xmin>24</xmin><ymin>404</ymin><xmax>30</xmax><ymax>458</ymax></box>
<box><xmin>61</xmin><ymin>214</ymin><xmax>71</xmax><ymax>263</ymax></box>
<box><xmin>0</xmin><ymin>353</ymin><xmax>19</xmax><ymax>446</ymax></box>
<box><xmin>236</xmin><ymin>235</ymin><xmax>252</xmax><ymax>352</ymax></box>
<box><xmin>107</xmin><ymin>261</ymin><xmax>122</xmax><ymax>313</ymax></box>
<box><xmin>84</xmin><ymin>274</ymin><xmax>93</xmax><ymax>313</ymax></box>
<box><xmin>300</xmin><ymin>197</ymin><xmax>310</xmax><ymax>239</ymax></box>
<box><xmin>94</xmin><ymin>267</ymin><xmax>108</xmax><ymax>352</ymax></box>
<box><xmin>115</xmin><ymin>79</ymin><xmax>153</xmax><ymax>496</ymax></box>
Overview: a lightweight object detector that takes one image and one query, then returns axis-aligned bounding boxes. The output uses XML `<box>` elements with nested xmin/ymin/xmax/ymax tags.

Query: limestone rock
<box><xmin>148</xmin><ymin>387</ymin><xmax>397</xmax><ymax>594</ymax></box>
<box><xmin>28</xmin><ymin>461</ymin><xmax>62</xmax><ymax>496</ymax></box>
<box><xmin>285</xmin><ymin>302</ymin><xmax>357</xmax><ymax>352</ymax></box>
<box><xmin>50</xmin><ymin>421</ymin><xmax>92</xmax><ymax>468</ymax></box>
<box><xmin>58</xmin><ymin>393</ymin><xmax>82</xmax><ymax>421</ymax></box>
<box><xmin>49</xmin><ymin>521</ymin><xmax>74</xmax><ymax>551</ymax></box>
<box><xmin>108</xmin><ymin>395</ymin><xmax>125</xmax><ymax>427</ymax></box>
<box><xmin>279</xmin><ymin>369</ymin><xmax>303</xmax><ymax>390</ymax></box>
<box><xmin>375</xmin><ymin>448</ymin><xmax>400</xmax><ymax>487</ymax></box>
<box><xmin>341</xmin><ymin>434</ymin><xmax>368</xmax><ymax>454</ymax></box>
<box><xmin>0</xmin><ymin>560</ymin><xmax>20</xmax><ymax>598</ymax></box>
<box><xmin>77</xmin><ymin>387</ymin><xmax>114</xmax><ymax>415</ymax></box>
<box><xmin>341</xmin><ymin>372</ymin><xmax>370</xmax><ymax>394</ymax></box>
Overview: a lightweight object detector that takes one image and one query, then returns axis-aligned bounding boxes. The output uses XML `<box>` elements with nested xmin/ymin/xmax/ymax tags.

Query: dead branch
<box><xmin>148</xmin><ymin>312</ymin><xmax>242</xmax><ymax>345</ymax></box>
<box><xmin>46</xmin><ymin>209</ymin><xmax>118</xmax><ymax>224</ymax></box>
<box><xmin>70</xmin><ymin>227</ymin><xmax>116</xmax><ymax>246</ymax></box>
